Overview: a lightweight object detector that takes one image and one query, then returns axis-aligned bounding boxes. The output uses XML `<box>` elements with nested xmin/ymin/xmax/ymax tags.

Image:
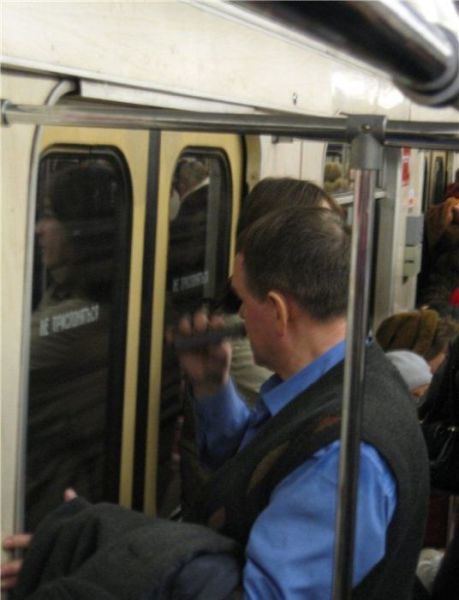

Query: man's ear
<box><xmin>267</xmin><ymin>291</ymin><xmax>289</xmax><ymax>336</ymax></box>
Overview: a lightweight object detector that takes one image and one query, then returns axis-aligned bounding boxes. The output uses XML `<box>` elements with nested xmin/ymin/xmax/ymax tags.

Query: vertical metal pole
<box><xmin>332</xmin><ymin>117</ymin><xmax>385</xmax><ymax>599</ymax></box>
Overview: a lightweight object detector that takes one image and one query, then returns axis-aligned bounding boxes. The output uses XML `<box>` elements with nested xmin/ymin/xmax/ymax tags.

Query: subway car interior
<box><xmin>1</xmin><ymin>1</ymin><xmax>459</xmax><ymax>598</ymax></box>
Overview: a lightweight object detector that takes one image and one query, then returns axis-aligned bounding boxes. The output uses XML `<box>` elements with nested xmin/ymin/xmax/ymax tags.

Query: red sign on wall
<box><xmin>402</xmin><ymin>148</ymin><xmax>411</xmax><ymax>186</ymax></box>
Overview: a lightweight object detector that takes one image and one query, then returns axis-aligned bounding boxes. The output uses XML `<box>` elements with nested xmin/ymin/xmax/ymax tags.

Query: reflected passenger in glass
<box><xmin>26</xmin><ymin>163</ymin><xmax>120</xmax><ymax>530</ymax></box>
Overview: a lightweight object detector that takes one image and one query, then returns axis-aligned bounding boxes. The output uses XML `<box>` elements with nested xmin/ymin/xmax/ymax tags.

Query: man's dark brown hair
<box><xmin>237</xmin><ymin>206</ymin><xmax>350</xmax><ymax>321</ymax></box>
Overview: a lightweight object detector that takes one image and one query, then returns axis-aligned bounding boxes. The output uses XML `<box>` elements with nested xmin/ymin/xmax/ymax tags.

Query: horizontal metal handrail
<box><xmin>2</xmin><ymin>101</ymin><xmax>459</xmax><ymax>149</ymax></box>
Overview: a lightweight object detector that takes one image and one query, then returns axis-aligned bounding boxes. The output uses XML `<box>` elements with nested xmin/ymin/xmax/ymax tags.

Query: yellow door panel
<box><xmin>33</xmin><ymin>128</ymin><xmax>244</xmax><ymax>518</ymax></box>
<box><xmin>143</xmin><ymin>131</ymin><xmax>243</xmax><ymax>515</ymax></box>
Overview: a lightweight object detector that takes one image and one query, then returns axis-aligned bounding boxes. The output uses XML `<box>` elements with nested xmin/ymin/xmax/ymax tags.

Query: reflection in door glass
<box><xmin>167</xmin><ymin>156</ymin><xmax>211</xmax><ymax>315</ymax></box>
<box><xmin>26</xmin><ymin>151</ymin><xmax>129</xmax><ymax>530</ymax></box>
<box><xmin>158</xmin><ymin>150</ymin><xmax>232</xmax><ymax>514</ymax></box>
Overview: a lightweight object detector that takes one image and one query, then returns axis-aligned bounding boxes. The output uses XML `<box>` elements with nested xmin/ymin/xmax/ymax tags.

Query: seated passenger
<box><xmin>376</xmin><ymin>308</ymin><xmax>459</xmax><ymax>373</ymax></box>
<box><xmin>385</xmin><ymin>350</ymin><xmax>432</xmax><ymax>406</ymax></box>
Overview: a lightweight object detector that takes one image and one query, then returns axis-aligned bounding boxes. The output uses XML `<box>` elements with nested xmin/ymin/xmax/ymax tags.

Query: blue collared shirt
<box><xmin>194</xmin><ymin>341</ymin><xmax>397</xmax><ymax>599</ymax></box>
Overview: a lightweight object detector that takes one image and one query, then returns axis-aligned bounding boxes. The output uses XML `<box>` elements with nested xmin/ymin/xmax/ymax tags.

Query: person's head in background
<box><xmin>236</xmin><ymin>177</ymin><xmax>345</xmax><ymax>238</ymax></box>
<box><xmin>219</xmin><ymin>177</ymin><xmax>346</xmax><ymax>313</ymax></box>
<box><xmin>385</xmin><ymin>350</ymin><xmax>432</xmax><ymax>405</ymax></box>
<box><xmin>376</xmin><ymin>308</ymin><xmax>459</xmax><ymax>373</ymax></box>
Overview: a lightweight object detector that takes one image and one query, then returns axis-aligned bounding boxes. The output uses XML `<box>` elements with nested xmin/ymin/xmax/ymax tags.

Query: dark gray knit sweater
<box><xmin>185</xmin><ymin>343</ymin><xmax>430</xmax><ymax>600</ymax></box>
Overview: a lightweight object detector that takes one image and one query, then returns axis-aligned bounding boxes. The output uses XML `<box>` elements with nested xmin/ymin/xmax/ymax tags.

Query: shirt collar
<box><xmin>259</xmin><ymin>339</ymin><xmax>346</xmax><ymax>417</ymax></box>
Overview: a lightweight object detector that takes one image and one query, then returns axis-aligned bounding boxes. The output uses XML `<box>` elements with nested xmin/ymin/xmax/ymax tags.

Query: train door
<box><xmin>23</xmin><ymin>126</ymin><xmax>150</xmax><ymax>530</ymax></box>
<box><xmin>21</xmin><ymin>125</ymin><xmax>243</xmax><ymax>530</ymax></box>
<box><xmin>134</xmin><ymin>132</ymin><xmax>243</xmax><ymax>516</ymax></box>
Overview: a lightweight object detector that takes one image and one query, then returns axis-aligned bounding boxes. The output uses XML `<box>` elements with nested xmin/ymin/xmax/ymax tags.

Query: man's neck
<box><xmin>277</xmin><ymin>316</ymin><xmax>347</xmax><ymax>380</ymax></box>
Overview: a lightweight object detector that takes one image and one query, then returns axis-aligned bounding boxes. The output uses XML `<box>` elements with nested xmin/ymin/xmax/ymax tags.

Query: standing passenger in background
<box><xmin>385</xmin><ymin>350</ymin><xmax>433</xmax><ymax>406</ymax></box>
<box><xmin>418</xmin><ymin>183</ymin><xmax>459</xmax><ymax>308</ymax></box>
<box><xmin>175</xmin><ymin>196</ymin><xmax>429</xmax><ymax>599</ymax></box>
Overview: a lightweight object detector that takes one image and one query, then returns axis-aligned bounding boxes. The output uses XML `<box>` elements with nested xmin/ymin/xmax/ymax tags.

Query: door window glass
<box><xmin>26</xmin><ymin>148</ymin><xmax>131</xmax><ymax>530</ymax></box>
<box><xmin>166</xmin><ymin>153</ymin><xmax>231</xmax><ymax>317</ymax></box>
<box><xmin>158</xmin><ymin>149</ymin><xmax>232</xmax><ymax>514</ymax></box>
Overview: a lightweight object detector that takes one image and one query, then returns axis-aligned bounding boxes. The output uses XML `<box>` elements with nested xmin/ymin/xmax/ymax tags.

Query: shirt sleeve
<box><xmin>242</xmin><ymin>441</ymin><xmax>397</xmax><ymax>600</ymax></box>
<box><xmin>194</xmin><ymin>378</ymin><xmax>251</xmax><ymax>469</ymax></box>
